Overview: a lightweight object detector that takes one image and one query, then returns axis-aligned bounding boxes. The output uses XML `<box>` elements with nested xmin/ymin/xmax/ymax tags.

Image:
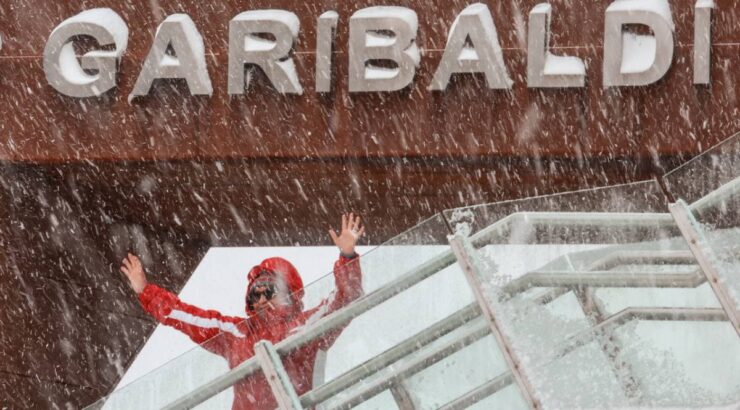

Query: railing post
<box><xmin>669</xmin><ymin>200</ymin><xmax>740</xmax><ymax>337</ymax></box>
<box><xmin>573</xmin><ymin>286</ymin><xmax>641</xmax><ymax>400</ymax></box>
<box><xmin>389</xmin><ymin>381</ymin><xmax>420</xmax><ymax>410</ymax></box>
<box><xmin>254</xmin><ymin>340</ymin><xmax>303</xmax><ymax>410</ymax></box>
<box><xmin>448</xmin><ymin>235</ymin><xmax>542</xmax><ymax>409</ymax></box>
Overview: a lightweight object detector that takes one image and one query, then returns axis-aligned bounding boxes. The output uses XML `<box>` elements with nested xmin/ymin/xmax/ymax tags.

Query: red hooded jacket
<box><xmin>138</xmin><ymin>254</ymin><xmax>362</xmax><ymax>409</ymax></box>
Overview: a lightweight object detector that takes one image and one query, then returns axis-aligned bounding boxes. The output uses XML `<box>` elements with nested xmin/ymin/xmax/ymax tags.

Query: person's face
<box><xmin>248</xmin><ymin>274</ymin><xmax>291</xmax><ymax>312</ymax></box>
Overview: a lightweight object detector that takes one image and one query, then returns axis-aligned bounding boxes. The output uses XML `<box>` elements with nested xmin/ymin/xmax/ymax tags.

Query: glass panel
<box><xmin>469</xmin><ymin>384</ymin><xmax>529</xmax><ymax>410</ymax></box>
<box><xmin>354</xmin><ymin>214</ymin><xmax>451</xmax><ymax>294</ymax></box>
<box><xmin>88</xmin><ymin>215</ymin><xmax>454</xmax><ymax>409</ymax></box>
<box><xmin>664</xmin><ymin>131</ymin><xmax>740</xmax><ymax>312</ymax></box>
<box><xmin>346</xmin><ymin>390</ymin><xmax>398</xmax><ymax>410</ymax></box>
<box><xmin>664</xmin><ymin>131</ymin><xmax>740</xmax><ymax>204</ymax></box>
<box><xmin>87</xmin><ymin>330</ymin><xmax>265</xmax><ymax>409</ymax></box>
<box><xmin>286</xmin><ymin>225</ymin><xmax>481</xmax><ymax>408</ymax></box>
<box><xmin>594</xmin><ymin>285</ymin><xmax>721</xmax><ymax>315</ymax></box>
<box><xmin>454</xmin><ymin>178</ymin><xmax>738</xmax><ymax>407</ymax></box>
<box><xmin>699</xmin><ymin>223</ymin><xmax>740</xmax><ymax>311</ymax></box>
<box><xmin>612</xmin><ymin>320</ymin><xmax>740</xmax><ymax>406</ymax></box>
<box><xmin>88</xmin><ymin>142</ymin><xmax>740</xmax><ymax>410</ymax></box>
<box><xmin>318</xmin><ymin>262</ymin><xmax>473</xmax><ymax>377</ymax></box>
<box><xmin>511</xmin><ymin>317</ymin><xmax>740</xmax><ymax>408</ymax></box>
<box><xmin>402</xmin><ymin>335</ymin><xmax>516</xmax><ymax>409</ymax></box>
<box><xmin>444</xmin><ymin>179</ymin><xmax>667</xmax><ymax>240</ymax></box>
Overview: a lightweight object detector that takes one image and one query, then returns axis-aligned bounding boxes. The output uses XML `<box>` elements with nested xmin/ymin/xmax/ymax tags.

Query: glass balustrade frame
<box><xmin>87</xmin><ymin>131</ymin><xmax>740</xmax><ymax>410</ymax></box>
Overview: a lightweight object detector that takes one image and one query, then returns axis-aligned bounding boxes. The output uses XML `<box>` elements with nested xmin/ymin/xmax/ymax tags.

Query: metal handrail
<box><xmin>336</xmin><ymin>307</ymin><xmax>728</xmax><ymax>410</ymax></box>
<box><xmin>328</xmin><ymin>319</ymin><xmax>492</xmax><ymax>410</ymax></box>
<box><xmin>158</xmin><ymin>174</ymin><xmax>739</xmax><ymax>409</ymax></box>
<box><xmin>162</xmin><ymin>249</ymin><xmax>458</xmax><ymax>409</ymax></box>
<box><xmin>160</xmin><ymin>255</ymin><xmax>723</xmax><ymax>409</ymax></box>
<box><xmin>503</xmin><ymin>269</ymin><xmax>705</xmax><ymax>294</ymax></box>
<box><xmin>450</xmin><ymin>235</ymin><xmax>541</xmax><ymax>408</ymax></box>
<box><xmin>585</xmin><ymin>250</ymin><xmax>697</xmax><ymax>270</ymax></box>
<box><xmin>690</xmin><ymin>176</ymin><xmax>740</xmax><ymax>214</ymax></box>
<box><xmin>467</xmin><ymin>175</ymin><xmax>738</xmax><ymax>248</ymax></box>
<box><xmin>434</xmin><ymin>307</ymin><xmax>729</xmax><ymax>410</ymax></box>
<box><xmin>670</xmin><ymin>200</ymin><xmax>740</xmax><ymax>336</ymax></box>
<box><xmin>298</xmin><ymin>304</ymin><xmax>481</xmax><ymax>407</ymax></box>
<box><xmin>309</xmin><ymin>267</ymin><xmax>717</xmax><ymax>409</ymax></box>
<box><xmin>437</xmin><ymin>374</ymin><xmax>513</xmax><ymax>410</ymax></box>
<box><xmin>469</xmin><ymin>212</ymin><xmax>677</xmax><ymax>247</ymax></box>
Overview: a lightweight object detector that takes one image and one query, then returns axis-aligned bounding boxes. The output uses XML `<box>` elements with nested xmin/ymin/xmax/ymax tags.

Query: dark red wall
<box><xmin>0</xmin><ymin>0</ymin><xmax>737</xmax><ymax>407</ymax></box>
<box><xmin>0</xmin><ymin>0</ymin><xmax>737</xmax><ymax>162</ymax></box>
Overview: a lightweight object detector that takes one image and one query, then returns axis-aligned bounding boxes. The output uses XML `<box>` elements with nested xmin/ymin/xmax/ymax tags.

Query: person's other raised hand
<box><xmin>329</xmin><ymin>213</ymin><xmax>365</xmax><ymax>257</ymax></box>
<box><xmin>120</xmin><ymin>253</ymin><xmax>148</xmax><ymax>294</ymax></box>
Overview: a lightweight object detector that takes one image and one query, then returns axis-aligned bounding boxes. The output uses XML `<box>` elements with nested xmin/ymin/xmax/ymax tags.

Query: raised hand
<box><xmin>120</xmin><ymin>253</ymin><xmax>148</xmax><ymax>294</ymax></box>
<box><xmin>329</xmin><ymin>213</ymin><xmax>365</xmax><ymax>257</ymax></box>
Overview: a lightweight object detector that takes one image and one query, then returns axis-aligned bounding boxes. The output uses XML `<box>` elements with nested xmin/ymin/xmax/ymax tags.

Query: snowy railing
<box><xmin>160</xmin><ymin>249</ymin><xmax>460</xmax><ymax>409</ymax></box>
<box><xmin>90</xmin><ymin>132</ymin><xmax>740</xmax><ymax>409</ymax></box>
<box><xmin>159</xmin><ymin>172</ymin><xmax>738</xmax><ymax>409</ymax></box>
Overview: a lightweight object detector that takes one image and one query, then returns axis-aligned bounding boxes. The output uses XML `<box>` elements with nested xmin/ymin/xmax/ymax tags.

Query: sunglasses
<box><xmin>247</xmin><ymin>270</ymin><xmax>278</xmax><ymax>309</ymax></box>
<box><xmin>248</xmin><ymin>280</ymin><xmax>276</xmax><ymax>301</ymax></box>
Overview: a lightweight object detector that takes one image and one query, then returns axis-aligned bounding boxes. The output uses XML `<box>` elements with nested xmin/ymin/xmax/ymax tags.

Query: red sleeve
<box><xmin>329</xmin><ymin>254</ymin><xmax>363</xmax><ymax>312</ymax></box>
<box><xmin>297</xmin><ymin>254</ymin><xmax>363</xmax><ymax>351</ymax></box>
<box><xmin>138</xmin><ymin>284</ymin><xmax>246</xmax><ymax>348</ymax></box>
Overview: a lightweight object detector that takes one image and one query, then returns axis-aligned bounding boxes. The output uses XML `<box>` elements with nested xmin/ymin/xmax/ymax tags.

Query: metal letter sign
<box><xmin>527</xmin><ymin>3</ymin><xmax>585</xmax><ymax>88</ymax></box>
<box><xmin>129</xmin><ymin>14</ymin><xmax>213</xmax><ymax>102</ymax></box>
<box><xmin>429</xmin><ymin>3</ymin><xmax>512</xmax><ymax>91</ymax></box>
<box><xmin>348</xmin><ymin>6</ymin><xmax>420</xmax><ymax>92</ymax></box>
<box><xmin>603</xmin><ymin>0</ymin><xmax>675</xmax><ymax>87</ymax></box>
<box><xmin>693</xmin><ymin>0</ymin><xmax>715</xmax><ymax>85</ymax></box>
<box><xmin>40</xmin><ymin>3</ymin><xmax>715</xmax><ymax>98</ymax></box>
<box><xmin>315</xmin><ymin>11</ymin><xmax>339</xmax><ymax>93</ymax></box>
<box><xmin>228</xmin><ymin>10</ymin><xmax>303</xmax><ymax>95</ymax></box>
<box><xmin>43</xmin><ymin>8</ymin><xmax>128</xmax><ymax>98</ymax></box>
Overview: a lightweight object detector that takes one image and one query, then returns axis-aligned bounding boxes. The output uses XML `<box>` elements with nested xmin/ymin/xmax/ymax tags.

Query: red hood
<box><xmin>246</xmin><ymin>257</ymin><xmax>304</xmax><ymax>315</ymax></box>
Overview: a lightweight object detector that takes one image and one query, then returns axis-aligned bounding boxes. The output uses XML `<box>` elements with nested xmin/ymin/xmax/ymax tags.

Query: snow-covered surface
<box><xmin>319</xmin><ymin>10</ymin><xmax>339</xmax><ymax>20</ymax></box>
<box><xmin>527</xmin><ymin>1</ymin><xmax>585</xmax><ymax>87</ymax></box>
<box><xmin>620</xmin><ymin>33</ymin><xmax>657</xmax><ymax>74</ymax></box>
<box><xmin>50</xmin><ymin>8</ymin><xmax>128</xmax><ymax>86</ymax></box>
<box><xmin>351</xmin><ymin>6</ymin><xmax>419</xmax><ymax>33</ymax></box>
<box><xmin>243</xmin><ymin>36</ymin><xmax>277</xmax><ymax>52</ymax></box>
<box><xmin>531</xmin><ymin>3</ymin><xmax>551</xmax><ymax>14</ymax></box>
<box><xmin>543</xmin><ymin>53</ymin><xmax>587</xmax><ymax>76</ymax></box>
<box><xmin>364</xmin><ymin>66</ymin><xmax>400</xmax><ymax>80</ymax></box>
<box><xmin>50</xmin><ymin>8</ymin><xmax>128</xmax><ymax>50</ymax></box>
<box><xmin>606</xmin><ymin>0</ymin><xmax>675</xmax><ymax>30</ymax></box>
<box><xmin>59</xmin><ymin>43</ymin><xmax>96</xmax><ymax>85</ymax></box>
<box><xmin>365</xmin><ymin>31</ymin><xmax>396</xmax><ymax>48</ymax></box>
<box><xmin>232</xmin><ymin>10</ymin><xmax>300</xmax><ymax>36</ymax></box>
<box><xmin>458</xmin><ymin>47</ymin><xmax>480</xmax><ymax>62</ymax></box>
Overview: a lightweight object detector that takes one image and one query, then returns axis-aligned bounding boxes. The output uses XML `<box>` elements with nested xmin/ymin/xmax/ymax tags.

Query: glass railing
<box><xmin>443</xmin><ymin>133</ymin><xmax>740</xmax><ymax>408</ymax></box>
<box><xmin>451</xmin><ymin>180</ymin><xmax>695</xmax><ymax>408</ymax></box>
<box><xmin>89</xmin><ymin>214</ymin><xmax>470</xmax><ymax>409</ymax></box>
<box><xmin>89</xmin><ymin>325</ymin><xmax>262</xmax><ymax>409</ymax></box>
<box><xmin>87</xmin><ymin>133</ymin><xmax>740</xmax><ymax>409</ymax></box>
<box><xmin>665</xmin><ymin>131</ymin><xmax>740</xmax><ymax>314</ymax></box>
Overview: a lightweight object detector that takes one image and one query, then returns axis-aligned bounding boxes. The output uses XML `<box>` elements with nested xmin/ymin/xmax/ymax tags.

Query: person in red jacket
<box><xmin>120</xmin><ymin>213</ymin><xmax>365</xmax><ymax>409</ymax></box>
